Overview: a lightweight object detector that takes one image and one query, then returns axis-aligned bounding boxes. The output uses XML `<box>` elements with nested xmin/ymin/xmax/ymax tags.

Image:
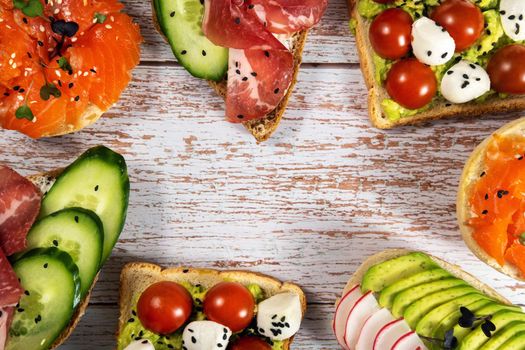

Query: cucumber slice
<box><xmin>15</xmin><ymin>208</ymin><xmax>104</xmax><ymax>298</ymax></box>
<box><xmin>7</xmin><ymin>248</ymin><xmax>80</xmax><ymax>350</ymax></box>
<box><xmin>40</xmin><ymin>146</ymin><xmax>129</xmax><ymax>263</ymax></box>
<box><xmin>154</xmin><ymin>0</ymin><xmax>228</xmax><ymax>81</ymax></box>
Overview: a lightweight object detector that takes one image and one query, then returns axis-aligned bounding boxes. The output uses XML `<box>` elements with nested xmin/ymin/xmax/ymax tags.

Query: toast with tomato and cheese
<box><xmin>0</xmin><ymin>146</ymin><xmax>129</xmax><ymax>350</ymax></box>
<box><xmin>117</xmin><ymin>262</ymin><xmax>307</xmax><ymax>350</ymax></box>
<box><xmin>333</xmin><ymin>249</ymin><xmax>525</xmax><ymax>350</ymax></box>
<box><xmin>152</xmin><ymin>0</ymin><xmax>328</xmax><ymax>142</ymax></box>
<box><xmin>458</xmin><ymin>117</ymin><xmax>525</xmax><ymax>282</ymax></box>
<box><xmin>348</xmin><ymin>0</ymin><xmax>525</xmax><ymax>129</ymax></box>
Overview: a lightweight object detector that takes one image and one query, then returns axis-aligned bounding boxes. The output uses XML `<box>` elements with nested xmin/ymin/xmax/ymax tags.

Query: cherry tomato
<box><xmin>369</xmin><ymin>8</ymin><xmax>413</xmax><ymax>60</ymax></box>
<box><xmin>385</xmin><ymin>58</ymin><xmax>437</xmax><ymax>110</ymax></box>
<box><xmin>137</xmin><ymin>281</ymin><xmax>193</xmax><ymax>335</ymax></box>
<box><xmin>487</xmin><ymin>44</ymin><xmax>525</xmax><ymax>94</ymax></box>
<box><xmin>431</xmin><ymin>0</ymin><xmax>484</xmax><ymax>52</ymax></box>
<box><xmin>230</xmin><ymin>336</ymin><xmax>272</xmax><ymax>350</ymax></box>
<box><xmin>203</xmin><ymin>282</ymin><xmax>255</xmax><ymax>332</ymax></box>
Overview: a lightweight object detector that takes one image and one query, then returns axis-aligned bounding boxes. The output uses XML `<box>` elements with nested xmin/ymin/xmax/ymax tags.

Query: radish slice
<box><xmin>356</xmin><ymin>308</ymin><xmax>395</xmax><ymax>350</ymax></box>
<box><xmin>373</xmin><ymin>319</ymin><xmax>411</xmax><ymax>350</ymax></box>
<box><xmin>391</xmin><ymin>331</ymin><xmax>428</xmax><ymax>350</ymax></box>
<box><xmin>333</xmin><ymin>285</ymin><xmax>362</xmax><ymax>349</ymax></box>
<box><xmin>344</xmin><ymin>291</ymin><xmax>380</xmax><ymax>349</ymax></box>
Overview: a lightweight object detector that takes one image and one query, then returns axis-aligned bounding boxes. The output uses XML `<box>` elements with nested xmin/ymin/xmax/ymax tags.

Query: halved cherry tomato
<box><xmin>431</xmin><ymin>0</ymin><xmax>484</xmax><ymax>52</ymax></box>
<box><xmin>385</xmin><ymin>58</ymin><xmax>437</xmax><ymax>110</ymax></box>
<box><xmin>369</xmin><ymin>8</ymin><xmax>413</xmax><ymax>60</ymax></box>
<box><xmin>137</xmin><ymin>281</ymin><xmax>193</xmax><ymax>335</ymax></box>
<box><xmin>230</xmin><ymin>336</ymin><xmax>272</xmax><ymax>350</ymax></box>
<box><xmin>487</xmin><ymin>44</ymin><xmax>525</xmax><ymax>94</ymax></box>
<box><xmin>203</xmin><ymin>282</ymin><xmax>255</xmax><ymax>332</ymax></box>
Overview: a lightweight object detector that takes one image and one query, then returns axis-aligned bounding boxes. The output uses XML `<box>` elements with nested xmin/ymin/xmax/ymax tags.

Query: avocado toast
<box><xmin>334</xmin><ymin>249</ymin><xmax>525</xmax><ymax>350</ymax></box>
<box><xmin>348</xmin><ymin>0</ymin><xmax>525</xmax><ymax>129</ymax></box>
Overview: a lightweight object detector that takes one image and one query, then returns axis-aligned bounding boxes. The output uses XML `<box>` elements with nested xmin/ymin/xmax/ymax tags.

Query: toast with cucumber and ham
<box><xmin>0</xmin><ymin>145</ymin><xmax>129</xmax><ymax>350</ymax></box>
<box><xmin>334</xmin><ymin>249</ymin><xmax>525</xmax><ymax>350</ymax></box>
<box><xmin>117</xmin><ymin>262</ymin><xmax>307</xmax><ymax>350</ymax></box>
<box><xmin>349</xmin><ymin>0</ymin><xmax>525</xmax><ymax>129</ymax></box>
<box><xmin>152</xmin><ymin>0</ymin><xmax>328</xmax><ymax>142</ymax></box>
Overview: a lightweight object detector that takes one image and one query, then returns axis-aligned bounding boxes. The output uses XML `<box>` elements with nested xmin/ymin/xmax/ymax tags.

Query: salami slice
<box><xmin>226</xmin><ymin>48</ymin><xmax>293</xmax><ymax>122</ymax></box>
<box><xmin>202</xmin><ymin>0</ymin><xmax>284</xmax><ymax>50</ymax></box>
<box><xmin>247</xmin><ymin>0</ymin><xmax>328</xmax><ymax>35</ymax></box>
<box><xmin>0</xmin><ymin>307</ymin><xmax>14</xmax><ymax>350</ymax></box>
<box><xmin>0</xmin><ymin>165</ymin><xmax>41</xmax><ymax>256</ymax></box>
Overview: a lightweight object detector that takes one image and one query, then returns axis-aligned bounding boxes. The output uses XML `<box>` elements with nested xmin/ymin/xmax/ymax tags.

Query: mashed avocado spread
<box><xmin>117</xmin><ymin>283</ymin><xmax>284</xmax><ymax>350</ymax></box>
<box><xmin>356</xmin><ymin>0</ymin><xmax>517</xmax><ymax>121</ymax></box>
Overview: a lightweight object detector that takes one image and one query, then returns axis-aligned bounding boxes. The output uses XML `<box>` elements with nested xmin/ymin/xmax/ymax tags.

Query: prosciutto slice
<box><xmin>248</xmin><ymin>0</ymin><xmax>328</xmax><ymax>35</ymax></box>
<box><xmin>0</xmin><ymin>248</ymin><xmax>22</xmax><ymax>350</ymax></box>
<box><xmin>0</xmin><ymin>307</ymin><xmax>14</xmax><ymax>350</ymax></box>
<box><xmin>226</xmin><ymin>48</ymin><xmax>293</xmax><ymax>122</ymax></box>
<box><xmin>203</xmin><ymin>0</ymin><xmax>284</xmax><ymax>50</ymax></box>
<box><xmin>0</xmin><ymin>165</ymin><xmax>41</xmax><ymax>256</ymax></box>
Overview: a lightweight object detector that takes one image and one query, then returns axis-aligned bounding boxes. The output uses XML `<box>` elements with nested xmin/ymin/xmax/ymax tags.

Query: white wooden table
<box><xmin>1</xmin><ymin>0</ymin><xmax>524</xmax><ymax>349</ymax></box>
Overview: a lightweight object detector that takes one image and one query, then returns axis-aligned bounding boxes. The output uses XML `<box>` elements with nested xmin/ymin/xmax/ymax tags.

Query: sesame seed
<box><xmin>105</xmin><ymin>24</ymin><xmax>112</xmax><ymax>29</ymax></box>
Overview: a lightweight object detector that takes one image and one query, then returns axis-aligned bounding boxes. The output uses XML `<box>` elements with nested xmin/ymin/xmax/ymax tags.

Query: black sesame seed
<box><xmin>427</xmin><ymin>50</ymin><xmax>432</xmax><ymax>57</ymax></box>
<box><xmin>274</xmin><ymin>88</ymin><xmax>280</xmax><ymax>94</ymax></box>
<box><xmin>242</xmin><ymin>77</ymin><xmax>248</xmax><ymax>81</ymax></box>
<box><xmin>43</xmin><ymin>263</ymin><xmax>48</xmax><ymax>268</ymax></box>
<box><xmin>251</xmin><ymin>72</ymin><xmax>257</xmax><ymax>77</ymax></box>
<box><xmin>441</xmin><ymin>52</ymin><xmax>448</xmax><ymax>59</ymax></box>
<box><xmin>181</xmin><ymin>50</ymin><xmax>187</xmax><ymax>55</ymax></box>
<box><xmin>94</xmin><ymin>185</ymin><xmax>99</xmax><ymax>191</ymax></box>
<box><xmin>74</xmin><ymin>95</ymin><xmax>80</xmax><ymax>101</ymax></box>
<box><xmin>234</xmin><ymin>17</ymin><xmax>241</xmax><ymax>24</ymax></box>
<box><xmin>37</xmin><ymin>40</ymin><xmax>44</xmax><ymax>47</ymax></box>
<box><xmin>202</xmin><ymin>50</ymin><xmax>207</xmax><ymax>56</ymax></box>
<box><xmin>237</xmin><ymin>114</ymin><xmax>244</xmax><ymax>119</ymax></box>
<box><xmin>74</xmin><ymin>216</ymin><xmax>79</xmax><ymax>223</ymax></box>
<box><xmin>264</xmin><ymin>51</ymin><xmax>270</xmax><ymax>57</ymax></box>
<box><xmin>69</xmin><ymin>82</ymin><xmax>74</xmax><ymax>88</ymax></box>
<box><xmin>53</xmin><ymin>240</ymin><xmax>58</xmax><ymax>246</ymax></box>
<box><xmin>170</xmin><ymin>11</ymin><xmax>175</xmax><ymax>17</ymax></box>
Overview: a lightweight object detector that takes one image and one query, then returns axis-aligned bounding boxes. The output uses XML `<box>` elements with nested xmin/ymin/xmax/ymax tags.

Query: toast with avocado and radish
<box><xmin>0</xmin><ymin>146</ymin><xmax>129</xmax><ymax>350</ymax></box>
<box><xmin>152</xmin><ymin>0</ymin><xmax>328</xmax><ymax>142</ymax></box>
<box><xmin>117</xmin><ymin>262</ymin><xmax>307</xmax><ymax>350</ymax></box>
<box><xmin>348</xmin><ymin>0</ymin><xmax>525</xmax><ymax>129</ymax></box>
<box><xmin>458</xmin><ymin>117</ymin><xmax>525</xmax><ymax>282</ymax></box>
<box><xmin>333</xmin><ymin>250</ymin><xmax>525</xmax><ymax>350</ymax></box>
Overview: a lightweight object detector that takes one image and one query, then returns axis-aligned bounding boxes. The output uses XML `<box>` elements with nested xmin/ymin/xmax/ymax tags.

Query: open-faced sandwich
<box><xmin>334</xmin><ymin>249</ymin><xmax>525</xmax><ymax>350</ymax></box>
<box><xmin>152</xmin><ymin>0</ymin><xmax>328</xmax><ymax>142</ymax></box>
<box><xmin>458</xmin><ymin>117</ymin><xmax>525</xmax><ymax>281</ymax></box>
<box><xmin>0</xmin><ymin>0</ymin><xmax>141</xmax><ymax>138</ymax></box>
<box><xmin>117</xmin><ymin>263</ymin><xmax>306</xmax><ymax>350</ymax></box>
<box><xmin>0</xmin><ymin>145</ymin><xmax>129</xmax><ymax>350</ymax></box>
<box><xmin>348</xmin><ymin>0</ymin><xmax>525</xmax><ymax>129</ymax></box>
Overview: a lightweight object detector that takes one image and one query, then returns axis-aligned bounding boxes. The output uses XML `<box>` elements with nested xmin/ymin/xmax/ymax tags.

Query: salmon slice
<box><xmin>469</xmin><ymin>134</ymin><xmax>525</xmax><ymax>275</ymax></box>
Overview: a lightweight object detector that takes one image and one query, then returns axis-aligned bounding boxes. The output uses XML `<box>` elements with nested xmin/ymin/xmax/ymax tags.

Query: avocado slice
<box><xmin>362</xmin><ymin>252</ymin><xmax>438</xmax><ymax>293</ymax></box>
<box><xmin>458</xmin><ymin>310</ymin><xmax>525</xmax><ymax>350</ymax></box>
<box><xmin>415</xmin><ymin>293</ymin><xmax>490</xmax><ymax>337</ymax></box>
<box><xmin>405</xmin><ymin>286</ymin><xmax>479</xmax><ymax>328</ymax></box>
<box><xmin>378</xmin><ymin>268</ymin><xmax>451</xmax><ymax>309</ymax></box>
<box><xmin>391</xmin><ymin>278</ymin><xmax>466</xmax><ymax>318</ymax></box>
<box><xmin>480</xmin><ymin>321</ymin><xmax>525</xmax><ymax>350</ymax></box>
<box><xmin>496</xmin><ymin>330</ymin><xmax>525</xmax><ymax>350</ymax></box>
<box><xmin>431</xmin><ymin>299</ymin><xmax>494</xmax><ymax>350</ymax></box>
<box><xmin>454</xmin><ymin>303</ymin><xmax>525</xmax><ymax>350</ymax></box>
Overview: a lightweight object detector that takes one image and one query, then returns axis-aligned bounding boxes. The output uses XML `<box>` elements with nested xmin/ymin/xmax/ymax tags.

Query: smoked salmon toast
<box><xmin>458</xmin><ymin>117</ymin><xmax>525</xmax><ymax>281</ymax></box>
<box><xmin>0</xmin><ymin>0</ymin><xmax>142</xmax><ymax>138</ymax></box>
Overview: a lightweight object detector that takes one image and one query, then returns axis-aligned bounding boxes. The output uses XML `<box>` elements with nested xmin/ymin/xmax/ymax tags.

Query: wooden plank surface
<box><xmin>1</xmin><ymin>0</ymin><xmax>525</xmax><ymax>349</ymax></box>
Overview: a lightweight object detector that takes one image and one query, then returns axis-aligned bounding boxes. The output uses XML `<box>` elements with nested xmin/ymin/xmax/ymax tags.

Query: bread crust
<box><xmin>151</xmin><ymin>1</ymin><xmax>307</xmax><ymax>142</ymax></box>
<box><xmin>117</xmin><ymin>262</ymin><xmax>308</xmax><ymax>350</ymax></box>
<box><xmin>457</xmin><ymin>118</ymin><xmax>525</xmax><ymax>281</ymax></box>
<box><xmin>336</xmin><ymin>249</ymin><xmax>512</xmax><ymax>309</ymax></box>
<box><xmin>23</xmin><ymin>169</ymin><xmax>99</xmax><ymax>349</ymax></box>
<box><xmin>347</xmin><ymin>0</ymin><xmax>525</xmax><ymax>129</ymax></box>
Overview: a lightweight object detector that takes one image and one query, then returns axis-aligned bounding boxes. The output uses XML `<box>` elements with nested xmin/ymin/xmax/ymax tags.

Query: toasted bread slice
<box><xmin>348</xmin><ymin>0</ymin><xmax>525</xmax><ymax>129</ymax></box>
<box><xmin>151</xmin><ymin>1</ymin><xmax>308</xmax><ymax>142</ymax></box>
<box><xmin>117</xmin><ymin>262</ymin><xmax>307</xmax><ymax>350</ymax></box>
<box><xmin>24</xmin><ymin>169</ymin><xmax>99</xmax><ymax>349</ymax></box>
<box><xmin>457</xmin><ymin>117</ymin><xmax>525</xmax><ymax>281</ymax></box>
<box><xmin>337</xmin><ymin>249</ymin><xmax>511</xmax><ymax>306</ymax></box>
<box><xmin>208</xmin><ymin>31</ymin><xmax>308</xmax><ymax>142</ymax></box>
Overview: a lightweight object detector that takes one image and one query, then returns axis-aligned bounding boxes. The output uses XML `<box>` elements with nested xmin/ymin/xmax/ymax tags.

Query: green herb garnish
<box><xmin>57</xmin><ymin>57</ymin><xmax>73</xmax><ymax>74</ymax></box>
<box><xmin>94</xmin><ymin>13</ymin><xmax>107</xmax><ymax>24</ymax></box>
<box><xmin>15</xmin><ymin>105</ymin><xmax>34</xmax><ymax>121</ymax></box>
<box><xmin>13</xmin><ymin>0</ymin><xmax>43</xmax><ymax>18</ymax></box>
<box><xmin>39</xmin><ymin>83</ymin><xmax>61</xmax><ymax>101</ymax></box>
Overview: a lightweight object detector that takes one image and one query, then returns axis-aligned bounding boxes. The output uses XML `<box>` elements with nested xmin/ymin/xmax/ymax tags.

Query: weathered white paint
<box><xmin>0</xmin><ymin>0</ymin><xmax>524</xmax><ymax>349</ymax></box>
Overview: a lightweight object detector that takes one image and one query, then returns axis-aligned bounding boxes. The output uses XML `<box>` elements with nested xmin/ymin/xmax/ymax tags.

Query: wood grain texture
<box><xmin>1</xmin><ymin>0</ymin><xmax>525</xmax><ymax>349</ymax></box>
